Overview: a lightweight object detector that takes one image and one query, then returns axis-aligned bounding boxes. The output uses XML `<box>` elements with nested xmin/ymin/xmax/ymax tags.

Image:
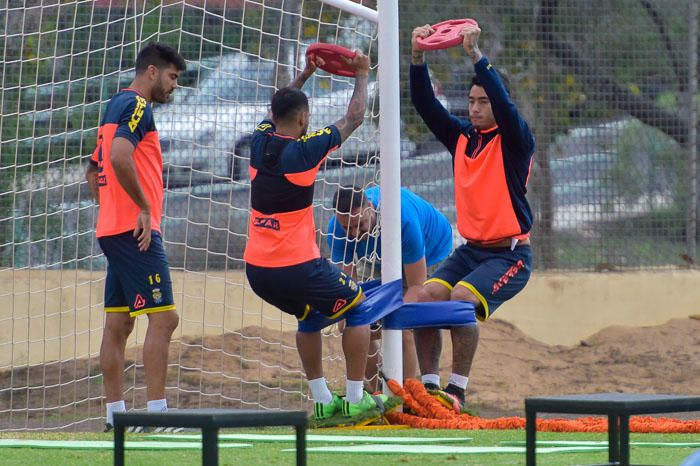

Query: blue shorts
<box><xmin>98</xmin><ymin>231</ymin><xmax>176</xmax><ymax>318</ymax></box>
<box><xmin>246</xmin><ymin>258</ymin><xmax>363</xmax><ymax>320</ymax></box>
<box><xmin>426</xmin><ymin>243</ymin><xmax>532</xmax><ymax>321</ymax></box>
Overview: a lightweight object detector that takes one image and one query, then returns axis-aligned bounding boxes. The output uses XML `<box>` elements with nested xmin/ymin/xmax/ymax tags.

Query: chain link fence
<box><xmin>1</xmin><ymin>0</ymin><xmax>698</xmax><ymax>271</ymax></box>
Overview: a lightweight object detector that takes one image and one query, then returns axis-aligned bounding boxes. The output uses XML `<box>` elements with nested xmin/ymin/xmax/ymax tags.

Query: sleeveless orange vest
<box><xmin>454</xmin><ymin>133</ymin><xmax>530</xmax><ymax>243</ymax></box>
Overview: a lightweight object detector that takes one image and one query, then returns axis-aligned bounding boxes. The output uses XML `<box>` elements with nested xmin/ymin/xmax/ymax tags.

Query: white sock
<box><xmin>106</xmin><ymin>400</ymin><xmax>126</xmax><ymax>425</ymax></box>
<box><xmin>147</xmin><ymin>398</ymin><xmax>168</xmax><ymax>412</ymax></box>
<box><xmin>448</xmin><ymin>373</ymin><xmax>469</xmax><ymax>390</ymax></box>
<box><xmin>345</xmin><ymin>379</ymin><xmax>364</xmax><ymax>404</ymax></box>
<box><xmin>308</xmin><ymin>377</ymin><xmax>333</xmax><ymax>404</ymax></box>
<box><xmin>421</xmin><ymin>373</ymin><xmax>441</xmax><ymax>387</ymax></box>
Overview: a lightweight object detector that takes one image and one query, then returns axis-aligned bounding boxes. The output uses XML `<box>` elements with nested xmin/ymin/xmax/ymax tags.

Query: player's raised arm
<box><xmin>461</xmin><ymin>23</ymin><xmax>533</xmax><ymax>155</ymax></box>
<box><xmin>332</xmin><ymin>51</ymin><xmax>370</xmax><ymax>143</ymax></box>
<box><xmin>411</xmin><ymin>24</ymin><xmax>435</xmax><ymax>65</ymax></box>
<box><xmin>263</xmin><ymin>55</ymin><xmax>324</xmax><ymax>121</ymax></box>
<box><xmin>460</xmin><ymin>23</ymin><xmax>483</xmax><ymax>64</ymax></box>
<box><xmin>289</xmin><ymin>55</ymin><xmax>321</xmax><ymax>90</ymax></box>
<box><xmin>410</xmin><ymin>24</ymin><xmax>465</xmax><ymax>154</ymax></box>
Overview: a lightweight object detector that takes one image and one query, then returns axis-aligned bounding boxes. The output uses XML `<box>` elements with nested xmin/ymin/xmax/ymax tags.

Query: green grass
<box><xmin>0</xmin><ymin>428</ymin><xmax>698</xmax><ymax>465</ymax></box>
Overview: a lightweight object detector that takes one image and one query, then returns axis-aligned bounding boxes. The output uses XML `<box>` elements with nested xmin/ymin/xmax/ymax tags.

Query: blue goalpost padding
<box><xmin>298</xmin><ymin>279</ymin><xmax>403</xmax><ymax>332</ymax></box>
<box><xmin>297</xmin><ymin>279</ymin><xmax>476</xmax><ymax>332</ymax></box>
<box><xmin>384</xmin><ymin>300</ymin><xmax>476</xmax><ymax>329</ymax></box>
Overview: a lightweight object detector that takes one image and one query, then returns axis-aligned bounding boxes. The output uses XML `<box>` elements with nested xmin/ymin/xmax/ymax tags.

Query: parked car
<box><xmin>157</xmin><ymin>52</ymin><xmax>448</xmax><ymax>187</ymax></box>
<box><xmin>546</xmin><ymin>118</ymin><xmax>681</xmax><ymax>229</ymax></box>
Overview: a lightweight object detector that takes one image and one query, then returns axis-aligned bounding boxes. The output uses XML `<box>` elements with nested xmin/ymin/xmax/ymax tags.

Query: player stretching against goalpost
<box><xmin>244</xmin><ymin>52</ymin><xmax>387</xmax><ymax>419</ymax></box>
<box><xmin>410</xmin><ymin>22</ymin><xmax>534</xmax><ymax>411</ymax></box>
<box><xmin>85</xmin><ymin>43</ymin><xmax>185</xmax><ymax>432</ymax></box>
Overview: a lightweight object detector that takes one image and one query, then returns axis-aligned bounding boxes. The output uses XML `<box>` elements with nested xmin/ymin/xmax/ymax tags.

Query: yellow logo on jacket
<box><xmin>299</xmin><ymin>127</ymin><xmax>331</xmax><ymax>142</ymax></box>
<box><xmin>128</xmin><ymin>96</ymin><xmax>147</xmax><ymax>132</ymax></box>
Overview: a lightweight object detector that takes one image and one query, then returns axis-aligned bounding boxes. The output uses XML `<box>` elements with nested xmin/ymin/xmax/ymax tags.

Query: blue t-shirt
<box><xmin>327</xmin><ymin>187</ymin><xmax>453</xmax><ymax>267</ymax></box>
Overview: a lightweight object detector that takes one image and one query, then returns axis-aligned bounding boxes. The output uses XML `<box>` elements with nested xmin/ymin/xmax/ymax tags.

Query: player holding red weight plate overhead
<box><xmin>244</xmin><ymin>49</ymin><xmax>388</xmax><ymax>420</ymax></box>
<box><xmin>410</xmin><ymin>21</ymin><xmax>534</xmax><ymax>411</ymax></box>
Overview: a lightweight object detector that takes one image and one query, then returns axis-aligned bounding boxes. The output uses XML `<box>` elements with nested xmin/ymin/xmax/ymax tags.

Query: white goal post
<box><xmin>326</xmin><ymin>0</ymin><xmax>405</xmax><ymax>393</ymax></box>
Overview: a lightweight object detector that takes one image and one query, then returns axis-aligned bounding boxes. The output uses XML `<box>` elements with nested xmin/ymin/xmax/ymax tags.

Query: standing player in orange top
<box><xmin>244</xmin><ymin>52</ymin><xmax>388</xmax><ymax>419</ymax></box>
<box><xmin>410</xmin><ymin>22</ymin><xmax>534</xmax><ymax>411</ymax></box>
<box><xmin>85</xmin><ymin>43</ymin><xmax>186</xmax><ymax>431</ymax></box>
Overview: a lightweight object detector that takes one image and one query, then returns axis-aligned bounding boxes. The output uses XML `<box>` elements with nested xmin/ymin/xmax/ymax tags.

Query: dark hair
<box><xmin>271</xmin><ymin>87</ymin><xmax>309</xmax><ymax>122</ymax></box>
<box><xmin>470</xmin><ymin>68</ymin><xmax>511</xmax><ymax>95</ymax></box>
<box><xmin>135</xmin><ymin>42</ymin><xmax>186</xmax><ymax>74</ymax></box>
<box><xmin>333</xmin><ymin>186</ymin><xmax>367</xmax><ymax>214</ymax></box>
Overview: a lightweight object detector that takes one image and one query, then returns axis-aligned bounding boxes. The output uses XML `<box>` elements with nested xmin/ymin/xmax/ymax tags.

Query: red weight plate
<box><xmin>416</xmin><ymin>18</ymin><xmax>479</xmax><ymax>51</ymax></box>
<box><xmin>306</xmin><ymin>42</ymin><xmax>357</xmax><ymax>77</ymax></box>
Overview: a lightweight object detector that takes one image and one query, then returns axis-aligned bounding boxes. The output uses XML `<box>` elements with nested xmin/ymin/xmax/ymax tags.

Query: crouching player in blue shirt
<box><xmin>327</xmin><ymin>186</ymin><xmax>453</xmax><ymax>390</ymax></box>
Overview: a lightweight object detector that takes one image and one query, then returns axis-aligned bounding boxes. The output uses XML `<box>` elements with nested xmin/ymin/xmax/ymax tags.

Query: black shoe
<box><xmin>423</xmin><ymin>382</ymin><xmax>440</xmax><ymax>391</ymax></box>
<box><xmin>443</xmin><ymin>383</ymin><xmax>466</xmax><ymax>410</ymax></box>
<box><xmin>104</xmin><ymin>423</ymin><xmax>113</xmax><ymax>433</ymax></box>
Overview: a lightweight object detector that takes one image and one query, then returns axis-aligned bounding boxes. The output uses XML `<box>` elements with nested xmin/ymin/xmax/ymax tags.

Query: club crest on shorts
<box><xmin>152</xmin><ymin>288</ymin><xmax>163</xmax><ymax>304</ymax></box>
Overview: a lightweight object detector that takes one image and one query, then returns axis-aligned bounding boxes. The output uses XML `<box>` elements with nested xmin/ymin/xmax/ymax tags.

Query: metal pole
<box><xmin>296</xmin><ymin>424</ymin><xmax>307</xmax><ymax>466</ymax></box>
<box><xmin>525</xmin><ymin>406</ymin><xmax>537</xmax><ymax>466</ymax></box>
<box><xmin>688</xmin><ymin>0</ymin><xmax>698</xmax><ymax>262</ymax></box>
<box><xmin>202</xmin><ymin>427</ymin><xmax>219</xmax><ymax>466</ymax></box>
<box><xmin>318</xmin><ymin>0</ymin><xmax>401</xmax><ymax>393</ymax></box>
<box><xmin>113</xmin><ymin>426</ymin><xmax>125</xmax><ymax>466</ymax></box>
<box><xmin>377</xmin><ymin>0</ymin><xmax>403</xmax><ymax>392</ymax></box>
<box><xmin>319</xmin><ymin>0</ymin><xmax>378</xmax><ymax>23</ymax></box>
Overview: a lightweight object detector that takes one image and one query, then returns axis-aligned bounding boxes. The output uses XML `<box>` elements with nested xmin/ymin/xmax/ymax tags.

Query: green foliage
<box><xmin>609</xmin><ymin>120</ymin><xmax>686</xmax><ymax>205</ymax></box>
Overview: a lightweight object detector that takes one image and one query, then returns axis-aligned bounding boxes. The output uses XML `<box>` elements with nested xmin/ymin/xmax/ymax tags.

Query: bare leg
<box><xmin>364</xmin><ymin>338</ymin><xmax>381</xmax><ymax>392</ymax></box>
<box><xmin>450</xmin><ymin>325</ymin><xmax>479</xmax><ymax>376</ymax></box>
<box><xmin>342</xmin><ymin>324</ymin><xmax>371</xmax><ymax>381</ymax></box>
<box><xmin>100</xmin><ymin>313</ymin><xmax>135</xmax><ymax>402</ymax></box>
<box><xmin>414</xmin><ymin>283</ymin><xmax>451</xmax><ymax>376</ymax></box>
<box><xmin>297</xmin><ymin>331</ymin><xmax>324</xmax><ymax>380</ymax></box>
<box><xmin>402</xmin><ymin>329</ymin><xmax>419</xmax><ymax>380</ymax></box>
<box><xmin>414</xmin><ymin>327</ymin><xmax>442</xmax><ymax>375</ymax></box>
<box><xmin>450</xmin><ymin>285</ymin><xmax>482</xmax><ymax>378</ymax></box>
<box><xmin>143</xmin><ymin>311</ymin><xmax>179</xmax><ymax>401</ymax></box>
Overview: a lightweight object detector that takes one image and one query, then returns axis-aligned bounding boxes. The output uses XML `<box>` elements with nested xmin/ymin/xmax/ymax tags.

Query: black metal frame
<box><xmin>524</xmin><ymin>393</ymin><xmax>700</xmax><ymax>466</ymax></box>
<box><xmin>113</xmin><ymin>408</ymin><xmax>307</xmax><ymax>466</ymax></box>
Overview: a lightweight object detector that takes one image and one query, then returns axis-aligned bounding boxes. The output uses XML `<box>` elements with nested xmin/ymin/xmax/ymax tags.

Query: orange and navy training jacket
<box><xmin>410</xmin><ymin>57</ymin><xmax>535</xmax><ymax>243</ymax></box>
<box><xmin>243</xmin><ymin>120</ymin><xmax>340</xmax><ymax>268</ymax></box>
<box><xmin>89</xmin><ymin>89</ymin><xmax>164</xmax><ymax>238</ymax></box>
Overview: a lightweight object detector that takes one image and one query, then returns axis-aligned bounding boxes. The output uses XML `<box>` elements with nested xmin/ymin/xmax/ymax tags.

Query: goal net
<box><xmin>0</xmin><ymin>0</ymin><xmax>393</xmax><ymax>430</ymax></box>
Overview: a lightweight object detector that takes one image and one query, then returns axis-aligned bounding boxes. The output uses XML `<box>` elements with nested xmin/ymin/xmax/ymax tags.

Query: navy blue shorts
<box><xmin>246</xmin><ymin>257</ymin><xmax>363</xmax><ymax>320</ymax></box>
<box><xmin>426</xmin><ymin>243</ymin><xmax>532</xmax><ymax>321</ymax></box>
<box><xmin>98</xmin><ymin>231</ymin><xmax>176</xmax><ymax>318</ymax></box>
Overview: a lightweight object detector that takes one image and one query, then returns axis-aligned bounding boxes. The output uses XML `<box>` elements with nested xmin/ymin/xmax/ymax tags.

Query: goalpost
<box><xmin>0</xmin><ymin>0</ymin><xmax>401</xmax><ymax>430</ymax></box>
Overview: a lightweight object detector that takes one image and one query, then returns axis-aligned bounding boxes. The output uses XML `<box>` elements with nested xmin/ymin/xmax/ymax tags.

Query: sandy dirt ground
<box><xmin>2</xmin><ymin>269</ymin><xmax>700</xmax><ymax>429</ymax></box>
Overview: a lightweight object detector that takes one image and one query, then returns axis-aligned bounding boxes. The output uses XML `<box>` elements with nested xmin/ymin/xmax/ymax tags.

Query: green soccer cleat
<box><xmin>314</xmin><ymin>394</ymin><xmax>343</xmax><ymax>420</ymax></box>
<box><xmin>342</xmin><ymin>391</ymin><xmax>388</xmax><ymax>417</ymax></box>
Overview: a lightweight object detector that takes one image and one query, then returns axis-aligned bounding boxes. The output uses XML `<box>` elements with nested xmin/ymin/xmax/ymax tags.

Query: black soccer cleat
<box><xmin>423</xmin><ymin>382</ymin><xmax>441</xmax><ymax>391</ymax></box>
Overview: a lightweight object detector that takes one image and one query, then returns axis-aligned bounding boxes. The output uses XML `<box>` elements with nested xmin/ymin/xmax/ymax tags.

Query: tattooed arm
<box><xmin>333</xmin><ymin>51</ymin><xmax>371</xmax><ymax>143</ymax></box>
